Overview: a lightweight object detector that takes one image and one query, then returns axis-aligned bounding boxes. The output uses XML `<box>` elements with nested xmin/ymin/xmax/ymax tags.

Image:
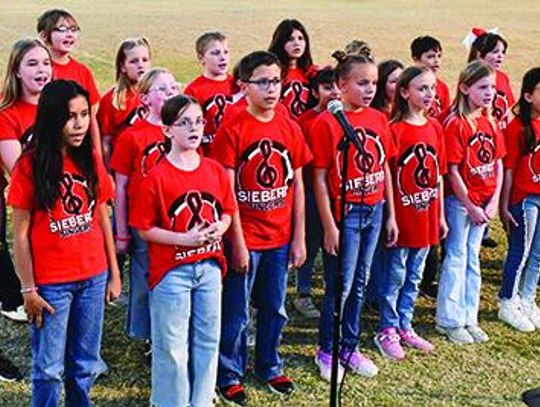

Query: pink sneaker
<box><xmin>374</xmin><ymin>327</ymin><xmax>405</xmax><ymax>361</ymax></box>
<box><xmin>338</xmin><ymin>349</ymin><xmax>378</xmax><ymax>377</ymax></box>
<box><xmin>399</xmin><ymin>329</ymin><xmax>434</xmax><ymax>353</ymax></box>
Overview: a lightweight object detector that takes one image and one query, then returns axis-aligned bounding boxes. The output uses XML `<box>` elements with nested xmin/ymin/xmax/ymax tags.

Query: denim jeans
<box><xmin>150</xmin><ymin>259</ymin><xmax>221</xmax><ymax>407</ymax></box>
<box><xmin>296</xmin><ymin>190</ymin><xmax>322</xmax><ymax>296</ymax></box>
<box><xmin>499</xmin><ymin>195</ymin><xmax>540</xmax><ymax>301</ymax></box>
<box><xmin>319</xmin><ymin>202</ymin><xmax>383</xmax><ymax>353</ymax></box>
<box><xmin>436</xmin><ymin>196</ymin><xmax>487</xmax><ymax>328</ymax></box>
<box><xmin>31</xmin><ymin>271</ymin><xmax>108</xmax><ymax>407</ymax></box>
<box><xmin>379</xmin><ymin>246</ymin><xmax>430</xmax><ymax>330</ymax></box>
<box><xmin>126</xmin><ymin>228</ymin><xmax>151</xmax><ymax>340</ymax></box>
<box><xmin>218</xmin><ymin>244</ymin><xmax>289</xmax><ymax>386</ymax></box>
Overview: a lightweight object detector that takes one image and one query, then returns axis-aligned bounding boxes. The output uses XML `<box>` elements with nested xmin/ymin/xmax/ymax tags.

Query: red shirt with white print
<box><xmin>130</xmin><ymin>157</ymin><xmax>237</xmax><ymax>289</ymax></box>
<box><xmin>282</xmin><ymin>67</ymin><xmax>310</xmax><ymax>119</ymax></box>
<box><xmin>7</xmin><ymin>151</ymin><xmax>114</xmax><ymax>284</ymax></box>
<box><xmin>210</xmin><ymin>108</ymin><xmax>312</xmax><ymax>250</ymax></box>
<box><xmin>493</xmin><ymin>70</ymin><xmax>516</xmax><ymax>130</ymax></box>
<box><xmin>444</xmin><ymin>114</ymin><xmax>506</xmax><ymax>206</ymax></box>
<box><xmin>97</xmin><ymin>86</ymin><xmax>140</xmax><ymax>148</ymax></box>
<box><xmin>298</xmin><ymin>108</ymin><xmax>322</xmax><ymax>191</ymax></box>
<box><xmin>503</xmin><ymin>117</ymin><xmax>540</xmax><ymax>206</ymax></box>
<box><xmin>428</xmin><ymin>78</ymin><xmax>451</xmax><ymax>119</ymax></box>
<box><xmin>390</xmin><ymin>118</ymin><xmax>446</xmax><ymax>247</ymax></box>
<box><xmin>53</xmin><ymin>57</ymin><xmax>100</xmax><ymax>106</ymax></box>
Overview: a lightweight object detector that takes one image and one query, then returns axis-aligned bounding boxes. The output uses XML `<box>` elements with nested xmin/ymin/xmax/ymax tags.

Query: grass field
<box><xmin>1</xmin><ymin>1</ymin><xmax>540</xmax><ymax>406</ymax></box>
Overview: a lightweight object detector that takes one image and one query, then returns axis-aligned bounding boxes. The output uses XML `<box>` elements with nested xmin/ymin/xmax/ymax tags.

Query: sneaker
<box><xmin>522</xmin><ymin>387</ymin><xmax>540</xmax><ymax>407</ymax></box>
<box><xmin>314</xmin><ymin>349</ymin><xmax>344</xmax><ymax>383</ymax></box>
<box><xmin>521</xmin><ymin>299</ymin><xmax>540</xmax><ymax>329</ymax></box>
<box><xmin>217</xmin><ymin>384</ymin><xmax>247</xmax><ymax>406</ymax></box>
<box><xmin>374</xmin><ymin>327</ymin><xmax>405</xmax><ymax>361</ymax></box>
<box><xmin>0</xmin><ymin>355</ymin><xmax>22</xmax><ymax>382</ymax></box>
<box><xmin>293</xmin><ymin>296</ymin><xmax>320</xmax><ymax>319</ymax></box>
<box><xmin>435</xmin><ymin>325</ymin><xmax>474</xmax><ymax>344</ymax></box>
<box><xmin>481</xmin><ymin>236</ymin><xmax>498</xmax><ymax>248</ymax></box>
<box><xmin>399</xmin><ymin>329</ymin><xmax>434</xmax><ymax>353</ymax></box>
<box><xmin>466</xmin><ymin>325</ymin><xmax>489</xmax><ymax>343</ymax></box>
<box><xmin>419</xmin><ymin>283</ymin><xmax>438</xmax><ymax>300</ymax></box>
<box><xmin>339</xmin><ymin>349</ymin><xmax>378</xmax><ymax>377</ymax></box>
<box><xmin>266</xmin><ymin>375</ymin><xmax>295</xmax><ymax>395</ymax></box>
<box><xmin>1</xmin><ymin>306</ymin><xmax>28</xmax><ymax>322</ymax></box>
<box><xmin>498</xmin><ymin>299</ymin><xmax>535</xmax><ymax>332</ymax></box>
<box><xmin>109</xmin><ymin>292</ymin><xmax>128</xmax><ymax>308</ymax></box>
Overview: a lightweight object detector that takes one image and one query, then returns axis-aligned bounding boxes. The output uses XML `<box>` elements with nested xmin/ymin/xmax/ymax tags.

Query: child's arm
<box><xmin>98</xmin><ymin>202</ymin><xmax>121</xmax><ymax>302</ymax></box>
<box><xmin>90</xmin><ymin>105</ymin><xmax>103</xmax><ymax>159</ymax></box>
<box><xmin>114</xmin><ymin>173</ymin><xmax>131</xmax><ymax>253</ymax></box>
<box><xmin>289</xmin><ymin>168</ymin><xmax>306</xmax><ymax>268</ymax></box>
<box><xmin>138</xmin><ymin>219</ymin><xmax>227</xmax><ymax>247</ymax></box>
<box><xmin>447</xmin><ymin>164</ymin><xmax>489</xmax><ymax>225</ymax></box>
<box><xmin>383</xmin><ymin>162</ymin><xmax>398</xmax><ymax>247</ymax></box>
<box><xmin>12</xmin><ymin>207</ymin><xmax>54</xmax><ymax>327</ymax></box>
<box><xmin>499</xmin><ymin>167</ymin><xmax>518</xmax><ymax>232</ymax></box>
<box><xmin>438</xmin><ymin>178</ymin><xmax>449</xmax><ymax>240</ymax></box>
<box><xmin>0</xmin><ymin>140</ymin><xmax>21</xmax><ymax>173</ymax></box>
<box><xmin>313</xmin><ymin>168</ymin><xmax>339</xmax><ymax>256</ymax></box>
<box><xmin>224</xmin><ymin>168</ymin><xmax>249</xmax><ymax>273</ymax></box>
<box><xmin>484</xmin><ymin>159</ymin><xmax>503</xmax><ymax>220</ymax></box>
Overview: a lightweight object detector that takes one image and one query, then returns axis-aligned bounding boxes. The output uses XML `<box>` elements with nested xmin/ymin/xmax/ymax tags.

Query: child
<box><xmin>37</xmin><ymin>9</ymin><xmax>103</xmax><ymax>154</ymax></box>
<box><xmin>294</xmin><ymin>67</ymin><xmax>340</xmax><ymax>319</ymax></box>
<box><xmin>184</xmin><ymin>31</ymin><xmax>235</xmax><ymax>155</ymax></box>
<box><xmin>311</xmin><ymin>51</ymin><xmax>397</xmax><ymax>381</ymax></box>
<box><xmin>110</xmin><ymin>68</ymin><xmax>180</xmax><ymax>343</ymax></box>
<box><xmin>130</xmin><ymin>95</ymin><xmax>235</xmax><ymax>407</ymax></box>
<box><xmin>211</xmin><ymin>51</ymin><xmax>311</xmax><ymax>405</ymax></box>
<box><xmin>97</xmin><ymin>37</ymin><xmax>152</xmax><ymax>163</ymax></box>
<box><xmin>498</xmin><ymin>67</ymin><xmax>540</xmax><ymax>332</ymax></box>
<box><xmin>372</xmin><ymin>60</ymin><xmax>404</xmax><ymax>117</ymax></box>
<box><xmin>268</xmin><ymin>19</ymin><xmax>314</xmax><ymax>118</ymax></box>
<box><xmin>0</xmin><ymin>38</ymin><xmax>52</xmax><ymax>323</ymax></box>
<box><xmin>436</xmin><ymin>60</ymin><xmax>505</xmax><ymax>344</ymax></box>
<box><xmin>9</xmin><ymin>80</ymin><xmax>121</xmax><ymax>406</ymax></box>
<box><xmin>411</xmin><ymin>36</ymin><xmax>451</xmax><ymax>119</ymax></box>
<box><xmin>374</xmin><ymin>66</ymin><xmax>447</xmax><ymax>360</ymax></box>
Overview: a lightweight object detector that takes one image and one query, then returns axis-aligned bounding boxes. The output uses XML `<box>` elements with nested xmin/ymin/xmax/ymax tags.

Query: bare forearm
<box><xmin>313</xmin><ymin>168</ymin><xmax>336</xmax><ymax>232</ymax></box>
<box><xmin>98</xmin><ymin>203</ymin><xmax>120</xmax><ymax>278</ymax></box>
<box><xmin>114</xmin><ymin>175</ymin><xmax>130</xmax><ymax>238</ymax></box>
<box><xmin>292</xmin><ymin>169</ymin><xmax>306</xmax><ymax>241</ymax></box>
<box><xmin>12</xmin><ymin>209</ymin><xmax>34</xmax><ymax>288</ymax></box>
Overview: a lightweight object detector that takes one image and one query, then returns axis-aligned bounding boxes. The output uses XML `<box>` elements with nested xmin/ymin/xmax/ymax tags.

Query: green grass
<box><xmin>1</xmin><ymin>1</ymin><xmax>540</xmax><ymax>405</ymax></box>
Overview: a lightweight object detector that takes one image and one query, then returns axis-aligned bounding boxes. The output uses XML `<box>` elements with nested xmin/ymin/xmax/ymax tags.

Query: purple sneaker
<box><xmin>399</xmin><ymin>329</ymin><xmax>434</xmax><ymax>353</ymax></box>
<box><xmin>314</xmin><ymin>349</ymin><xmax>344</xmax><ymax>383</ymax></box>
<box><xmin>339</xmin><ymin>349</ymin><xmax>378</xmax><ymax>377</ymax></box>
<box><xmin>374</xmin><ymin>327</ymin><xmax>405</xmax><ymax>361</ymax></box>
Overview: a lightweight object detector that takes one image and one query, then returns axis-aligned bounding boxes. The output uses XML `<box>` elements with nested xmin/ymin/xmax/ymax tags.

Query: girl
<box><xmin>0</xmin><ymin>38</ymin><xmax>52</xmax><ymax>322</ymax></box>
<box><xmin>110</xmin><ymin>68</ymin><xmax>180</xmax><ymax>345</ymax></box>
<box><xmin>268</xmin><ymin>18</ymin><xmax>314</xmax><ymax>118</ymax></box>
<box><xmin>374</xmin><ymin>66</ymin><xmax>447</xmax><ymax>360</ymax></box>
<box><xmin>372</xmin><ymin>60</ymin><xmax>404</xmax><ymax>117</ymax></box>
<box><xmin>131</xmin><ymin>95</ymin><xmax>235</xmax><ymax>407</ymax></box>
<box><xmin>310</xmin><ymin>51</ymin><xmax>398</xmax><ymax>381</ymax></box>
<box><xmin>498</xmin><ymin>67</ymin><xmax>540</xmax><ymax>332</ymax></box>
<box><xmin>8</xmin><ymin>80</ymin><xmax>120</xmax><ymax>406</ymax></box>
<box><xmin>436</xmin><ymin>60</ymin><xmax>505</xmax><ymax>344</ymax></box>
<box><xmin>97</xmin><ymin>37</ymin><xmax>152</xmax><ymax>163</ymax></box>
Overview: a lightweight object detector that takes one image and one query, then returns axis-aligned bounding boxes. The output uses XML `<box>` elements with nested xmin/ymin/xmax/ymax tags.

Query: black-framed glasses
<box><xmin>244</xmin><ymin>77</ymin><xmax>281</xmax><ymax>90</ymax></box>
<box><xmin>53</xmin><ymin>25</ymin><xmax>81</xmax><ymax>33</ymax></box>
<box><xmin>171</xmin><ymin>117</ymin><xmax>207</xmax><ymax>129</ymax></box>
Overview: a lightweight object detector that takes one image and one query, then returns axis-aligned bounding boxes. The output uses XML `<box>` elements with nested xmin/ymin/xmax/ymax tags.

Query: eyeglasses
<box><xmin>149</xmin><ymin>84</ymin><xmax>181</xmax><ymax>94</ymax></box>
<box><xmin>53</xmin><ymin>25</ymin><xmax>81</xmax><ymax>33</ymax></box>
<box><xmin>244</xmin><ymin>77</ymin><xmax>281</xmax><ymax>90</ymax></box>
<box><xmin>171</xmin><ymin>117</ymin><xmax>207</xmax><ymax>128</ymax></box>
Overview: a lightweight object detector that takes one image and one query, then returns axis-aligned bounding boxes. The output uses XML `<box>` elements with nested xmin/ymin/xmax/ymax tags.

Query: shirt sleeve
<box><xmin>7</xmin><ymin>157</ymin><xmax>34</xmax><ymax>210</ymax></box>
<box><xmin>290</xmin><ymin>121</ymin><xmax>313</xmax><ymax>169</ymax></box>
<box><xmin>502</xmin><ymin>120</ymin><xmax>523</xmax><ymax>170</ymax></box>
<box><xmin>444</xmin><ymin>118</ymin><xmax>466</xmax><ymax>165</ymax></box>
<box><xmin>109</xmin><ymin>129</ymin><xmax>136</xmax><ymax>176</ymax></box>
<box><xmin>0</xmin><ymin>110</ymin><xmax>19</xmax><ymax>141</ymax></box>
<box><xmin>129</xmin><ymin>174</ymin><xmax>158</xmax><ymax>231</ymax></box>
<box><xmin>96</xmin><ymin>157</ymin><xmax>115</xmax><ymax>203</ymax></box>
<box><xmin>82</xmin><ymin>64</ymin><xmax>101</xmax><ymax>106</ymax></box>
<box><xmin>310</xmin><ymin>117</ymin><xmax>335</xmax><ymax>169</ymax></box>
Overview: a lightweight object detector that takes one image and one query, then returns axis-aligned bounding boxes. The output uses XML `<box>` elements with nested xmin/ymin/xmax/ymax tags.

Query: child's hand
<box><xmin>289</xmin><ymin>236</ymin><xmax>306</xmax><ymax>269</ymax></box>
<box><xmin>183</xmin><ymin>223</ymin><xmax>213</xmax><ymax>247</ymax></box>
<box><xmin>115</xmin><ymin>237</ymin><xmax>130</xmax><ymax>254</ymax></box>
<box><xmin>231</xmin><ymin>238</ymin><xmax>250</xmax><ymax>274</ymax></box>
<box><xmin>484</xmin><ymin>199</ymin><xmax>499</xmax><ymax>220</ymax></box>
<box><xmin>385</xmin><ymin>216</ymin><xmax>398</xmax><ymax>247</ymax></box>
<box><xmin>205</xmin><ymin>220</ymin><xmax>227</xmax><ymax>243</ymax></box>
<box><xmin>439</xmin><ymin>218</ymin><xmax>449</xmax><ymax>240</ymax></box>
<box><xmin>323</xmin><ymin>224</ymin><xmax>340</xmax><ymax>256</ymax></box>
<box><xmin>501</xmin><ymin>208</ymin><xmax>518</xmax><ymax>233</ymax></box>
<box><xmin>106</xmin><ymin>274</ymin><xmax>122</xmax><ymax>303</ymax></box>
<box><xmin>466</xmin><ymin>204</ymin><xmax>489</xmax><ymax>225</ymax></box>
<box><xmin>24</xmin><ymin>292</ymin><xmax>55</xmax><ymax>328</ymax></box>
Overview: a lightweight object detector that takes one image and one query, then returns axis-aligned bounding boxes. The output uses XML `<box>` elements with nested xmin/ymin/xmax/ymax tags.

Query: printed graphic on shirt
<box><xmin>529</xmin><ymin>140</ymin><xmax>540</xmax><ymax>183</ymax></box>
<box><xmin>236</xmin><ymin>138</ymin><xmax>294</xmax><ymax>211</ymax></box>
<box><xmin>467</xmin><ymin>131</ymin><xmax>496</xmax><ymax>179</ymax></box>
<box><xmin>492</xmin><ymin>90</ymin><xmax>510</xmax><ymax>129</ymax></box>
<box><xmin>141</xmin><ymin>141</ymin><xmax>167</xmax><ymax>176</ymax></box>
<box><xmin>202</xmin><ymin>94</ymin><xmax>233</xmax><ymax>143</ymax></box>
<box><xmin>282</xmin><ymin>80</ymin><xmax>309</xmax><ymax>117</ymax></box>
<box><xmin>428</xmin><ymin>95</ymin><xmax>443</xmax><ymax>118</ymax></box>
<box><xmin>20</xmin><ymin>126</ymin><xmax>35</xmax><ymax>149</ymax></box>
<box><xmin>397</xmin><ymin>142</ymin><xmax>440</xmax><ymax>209</ymax></box>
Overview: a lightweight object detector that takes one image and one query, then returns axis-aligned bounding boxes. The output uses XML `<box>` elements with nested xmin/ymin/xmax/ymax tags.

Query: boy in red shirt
<box><xmin>211</xmin><ymin>51</ymin><xmax>311</xmax><ymax>405</ymax></box>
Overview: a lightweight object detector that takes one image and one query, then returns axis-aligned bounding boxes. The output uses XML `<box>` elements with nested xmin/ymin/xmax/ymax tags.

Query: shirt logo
<box><xmin>529</xmin><ymin>141</ymin><xmax>540</xmax><ymax>183</ymax></box>
<box><xmin>492</xmin><ymin>90</ymin><xmax>509</xmax><ymax>130</ymax></box>
<box><xmin>203</xmin><ymin>94</ymin><xmax>233</xmax><ymax>143</ymax></box>
<box><xmin>427</xmin><ymin>95</ymin><xmax>443</xmax><ymax>118</ymax></box>
<box><xmin>282</xmin><ymin>80</ymin><xmax>309</xmax><ymax>117</ymax></box>
<box><xmin>141</xmin><ymin>141</ymin><xmax>167</xmax><ymax>176</ymax></box>
<box><xmin>467</xmin><ymin>131</ymin><xmax>496</xmax><ymax>179</ymax></box>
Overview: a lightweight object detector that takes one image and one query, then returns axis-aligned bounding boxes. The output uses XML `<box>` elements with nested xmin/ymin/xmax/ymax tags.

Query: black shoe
<box><xmin>217</xmin><ymin>384</ymin><xmax>247</xmax><ymax>406</ymax></box>
<box><xmin>481</xmin><ymin>237</ymin><xmax>498</xmax><ymax>248</ymax></box>
<box><xmin>143</xmin><ymin>341</ymin><xmax>152</xmax><ymax>367</ymax></box>
<box><xmin>419</xmin><ymin>283</ymin><xmax>438</xmax><ymax>300</ymax></box>
<box><xmin>0</xmin><ymin>355</ymin><xmax>22</xmax><ymax>382</ymax></box>
<box><xmin>522</xmin><ymin>387</ymin><xmax>540</xmax><ymax>407</ymax></box>
<box><xmin>266</xmin><ymin>375</ymin><xmax>295</xmax><ymax>396</ymax></box>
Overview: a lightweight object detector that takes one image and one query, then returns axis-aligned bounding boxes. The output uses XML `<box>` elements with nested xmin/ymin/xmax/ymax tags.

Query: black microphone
<box><xmin>327</xmin><ymin>100</ymin><xmax>366</xmax><ymax>155</ymax></box>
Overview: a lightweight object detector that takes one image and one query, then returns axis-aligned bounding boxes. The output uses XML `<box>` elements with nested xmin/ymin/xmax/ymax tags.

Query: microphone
<box><xmin>327</xmin><ymin>100</ymin><xmax>366</xmax><ymax>155</ymax></box>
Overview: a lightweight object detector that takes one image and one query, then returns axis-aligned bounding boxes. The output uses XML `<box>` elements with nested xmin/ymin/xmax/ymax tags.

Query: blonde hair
<box><xmin>0</xmin><ymin>38</ymin><xmax>51</xmax><ymax>111</ymax></box>
<box><xmin>112</xmin><ymin>36</ymin><xmax>152</xmax><ymax>110</ymax></box>
<box><xmin>344</xmin><ymin>40</ymin><xmax>375</xmax><ymax>62</ymax></box>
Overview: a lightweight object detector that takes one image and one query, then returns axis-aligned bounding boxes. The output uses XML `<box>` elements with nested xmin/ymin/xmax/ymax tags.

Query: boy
<box><xmin>211</xmin><ymin>51</ymin><xmax>311</xmax><ymax>405</ymax></box>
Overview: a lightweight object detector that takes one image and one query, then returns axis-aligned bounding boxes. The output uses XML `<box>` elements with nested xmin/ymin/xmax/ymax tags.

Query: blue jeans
<box><xmin>31</xmin><ymin>271</ymin><xmax>108</xmax><ymax>407</ymax></box>
<box><xmin>150</xmin><ymin>259</ymin><xmax>221</xmax><ymax>407</ymax></box>
<box><xmin>296</xmin><ymin>190</ymin><xmax>322</xmax><ymax>296</ymax></box>
<box><xmin>126</xmin><ymin>228</ymin><xmax>150</xmax><ymax>340</ymax></box>
<box><xmin>436</xmin><ymin>196</ymin><xmax>487</xmax><ymax>328</ymax></box>
<box><xmin>319</xmin><ymin>202</ymin><xmax>383</xmax><ymax>353</ymax></box>
<box><xmin>499</xmin><ymin>195</ymin><xmax>540</xmax><ymax>301</ymax></box>
<box><xmin>218</xmin><ymin>244</ymin><xmax>289</xmax><ymax>386</ymax></box>
<box><xmin>379</xmin><ymin>246</ymin><xmax>429</xmax><ymax>330</ymax></box>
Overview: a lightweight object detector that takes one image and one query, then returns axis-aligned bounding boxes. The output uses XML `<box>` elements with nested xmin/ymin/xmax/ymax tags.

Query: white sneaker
<box><xmin>1</xmin><ymin>306</ymin><xmax>28</xmax><ymax>322</ymax></box>
<box><xmin>435</xmin><ymin>325</ymin><xmax>474</xmax><ymax>344</ymax></box>
<box><xmin>498</xmin><ymin>299</ymin><xmax>535</xmax><ymax>332</ymax></box>
<box><xmin>521</xmin><ymin>299</ymin><xmax>540</xmax><ymax>329</ymax></box>
<box><xmin>466</xmin><ymin>325</ymin><xmax>489</xmax><ymax>343</ymax></box>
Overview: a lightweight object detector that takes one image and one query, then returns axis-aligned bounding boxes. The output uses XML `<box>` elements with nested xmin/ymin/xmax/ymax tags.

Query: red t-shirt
<box><xmin>7</xmin><ymin>152</ymin><xmax>114</xmax><ymax>284</ymax></box>
<box><xmin>298</xmin><ymin>108</ymin><xmax>322</xmax><ymax>191</ymax></box>
<box><xmin>97</xmin><ymin>86</ymin><xmax>140</xmax><ymax>147</ymax></box>
<box><xmin>184</xmin><ymin>74</ymin><xmax>235</xmax><ymax>153</ymax></box>
<box><xmin>390</xmin><ymin>119</ymin><xmax>446</xmax><ymax>247</ymax></box>
<box><xmin>130</xmin><ymin>157</ymin><xmax>237</xmax><ymax>289</ymax></box>
<box><xmin>282</xmin><ymin>67</ymin><xmax>310</xmax><ymax>119</ymax></box>
<box><xmin>503</xmin><ymin>117</ymin><xmax>540</xmax><ymax>206</ymax></box>
<box><xmin>493</xmin><ymin>70</ymin><xmax>516</xmax><ymax>131</ymax></box>
<box><xmin>311</xmin><ymin>107</ymin><xmax>395</xmax><ymax>218</ymax></box>
<box><xmin>109</xmin><ymin>119</ymin><xmax>166</xmax><ymax>214</ymax></box>
<box><xmin>444</xmin><ymin>115</ymin><xmax>506</xmax><ymax>205</ymax></box>
<box><xmin>210</xmin><ymin>109</ymin><xmax>312</xmax><ymax>249</ymax></box>
<box><xmin>53</xmin><ymin>57</ymin><xmax>100</xmax><ymax>106</ymax></box>
<box><xmin>428</xmin><ymin>78</ymin><xmax>451</xmax><ymax>119</ymax></box>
